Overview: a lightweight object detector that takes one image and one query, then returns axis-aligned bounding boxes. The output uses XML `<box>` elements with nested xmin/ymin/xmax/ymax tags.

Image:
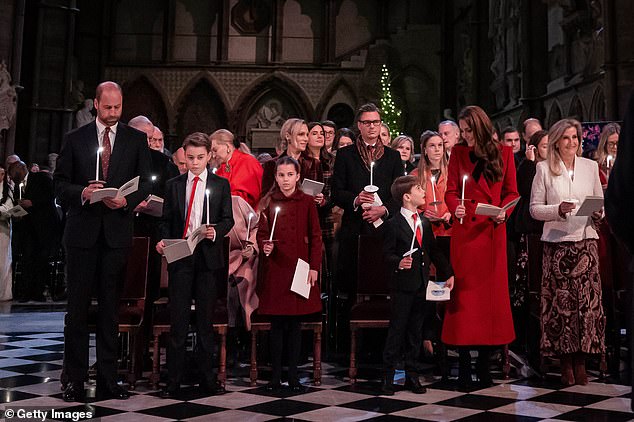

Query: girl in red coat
<box><xmin>257</xmin><ymin>156</ymin><xmax>323</xmax><ymax>391</ymax></box>
<box><xmin>442</xmin><ymin>106</ymin><xmax>519</xmax><ymax>389</ymax></box>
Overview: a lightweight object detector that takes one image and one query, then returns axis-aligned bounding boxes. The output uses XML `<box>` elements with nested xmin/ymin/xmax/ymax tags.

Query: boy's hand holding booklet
<box><xmin>90</xmin><ymin>176</ymin><xmax>140</xmax><ymax>204</ymax></box>
<box><xmin>135</xmin><ymin>194</ymin><xmax>164</xmax><ymax>217</ymax></box>
<box><xmin>162</xmin><ymin>224</ymin><xmax>210</xmax><ymax>263</ymax></box>
<box><xmin>474</xmin><ymin>196</ymin><xmax>520</xmax><ymax>217</ymax></box>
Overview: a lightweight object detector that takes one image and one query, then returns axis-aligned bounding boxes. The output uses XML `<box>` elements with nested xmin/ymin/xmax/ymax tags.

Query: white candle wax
<box><xmin>96</xmin><ymin>147</ymin><xmax>103</xmax><ymax>181</ymax></box>
<box><xmin>18</xmin><ymin>182</ymin><xmax>23</xmax><ymax>200</ymax></box>
<box><xmin>370</xmin><ymin>161</ymin><xmax>375</xmax><ymax>186</ymax></box>
<box><xmin>409</xmin><ymin>219</ymin><xmax>418</xmax><ymax>250</ymax></box>
<box><xmin>607</xmin><ymin>155</ymin><xmax>613</xmax><ymax>169</ymax></box>
<box><xmin>269</xmin><ymin>206</ymin><xmax>280</xmax><ymax>241</ymax></box>
<box><xmin>246</xmin><ymin>212</ymin><xmax>254</xmax><ymax>242</ymax></box>
<box><xmin>205</xmin><ymin>189</ymin><xmax>210</xmax><ymax>226</ymax></box>
<box><xmin>430</xmin><ymin>175</ymin><xmax>437</xmax><ymax>203</ymax></box>
<box><xmin>460</xmin><ymin>175</ymin><xmax>468</xmax><ymax>224</ymax></box>
<box><xmin>568</xmin><ymin>170</ymin><xmax>574</xmax><ymax>198</ymax></box>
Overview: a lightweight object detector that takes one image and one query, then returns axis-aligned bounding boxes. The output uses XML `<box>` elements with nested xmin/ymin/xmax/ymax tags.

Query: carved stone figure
<box><xmin>0</xmin><ymin>62</ymin><xmax>17</xmax><ymax>131</ymax></box>
<box><xmin>75</xmin><ymin>98</ymin><xmax>95</xmax><ymax>128</ymax></box>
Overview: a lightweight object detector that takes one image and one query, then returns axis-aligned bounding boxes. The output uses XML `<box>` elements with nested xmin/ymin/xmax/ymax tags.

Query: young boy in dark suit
<box><xmin>381</xmin><ymin>175</ymin><xmax>454</xmax><ymax>395</ymax></box>
<box><xmin>156</xmin><ymin>132</ymin><xmax>234</xmax><ymax>398</ymax></box>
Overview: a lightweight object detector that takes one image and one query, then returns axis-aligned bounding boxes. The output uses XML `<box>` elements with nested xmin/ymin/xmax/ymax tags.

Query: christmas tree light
<box><xmin>380</xmin><ymin>64</ymin><xmax>402</xmax><ymax>135</ymax></box>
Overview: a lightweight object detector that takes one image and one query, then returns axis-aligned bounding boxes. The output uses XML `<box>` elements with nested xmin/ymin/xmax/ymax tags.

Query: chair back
<box><xmin>356</xmin><ymin>234</ymin><xmax>390</xmax><ymax>298</ymax></box>
<box><xmin>121</xmin><ymin>237</ymin><xmax>150</xmax><ymax>301</ymax></box>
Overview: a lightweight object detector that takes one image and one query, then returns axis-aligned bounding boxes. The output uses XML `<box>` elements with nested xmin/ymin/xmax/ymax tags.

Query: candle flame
<box><xmin>431</xmin><ymin>175</ymin><xmax>436</xmax><ymax>183</ymax></box>
<box><xmin>151</xmin><ymin>175</ymin><xmax>157</xmax><ymax>181</ymax></box>
<box><xmin>248</xmin><ymin>212</ymin><xmax>254</xmax><ymax>219</ymax></box>
<box><xmin>212</xmin><ymin>167</ymin><xmax>217</xmax><ymax>174</ymax></box>
<box><xmin>371</xmin><ymin>161</ymin><xmax>375</xmax><ymax>168</ymax></box>
<box><xmin>98</xmin><ymin>147</ymin><xmax>104</xmax><ymax>153</ymax></box>
<box><xmin>275</xmin><ymin>206</ymin><xmax>281</xmax><ymax>212</ymax></box>
<box><xmin>463</xmin><ymin>175</ymin><xmax>468</xmax><ymax>181</ymax></box>
<box><xmin>206</xmin><ymin>189</ymin><xmax>210</xmax><ymax>195</ymax></box>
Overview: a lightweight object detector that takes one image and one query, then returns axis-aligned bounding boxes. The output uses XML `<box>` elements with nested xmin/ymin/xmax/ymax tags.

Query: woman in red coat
<box><xmin>257</xmin><ymin>156</ymin><xmax>322</xmax><ymax>391</ymax></box>
<box><xmin>442</xmin><ymin>105</ymin><xmax>519</xmax><ymax>388</ymax></box>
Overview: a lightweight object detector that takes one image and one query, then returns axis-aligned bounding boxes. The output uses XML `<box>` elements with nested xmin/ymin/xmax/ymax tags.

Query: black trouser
<box><xmin>63</xmin><ymin>230</ymin><xmax>128</xmax><ymax>383</ymax></box>
<box><xmin>383</xmin><ymin>290</ymin><xmax>426</xmax><ymax>376</ymax></box>
<box><xmin>167</xmin><ymin>249</ymin><xmax>218</xmax><ymax>386</ymax></box>
<box><xmin>13</xmin><ymin>225</ymin><xmax>51</xmax><ymax>299</ymax></box>
<box><xmin>269</xmin><ymin>315</ymin><xmax>302</xmax><ymax>384</ymax></box>
<box><xmin>458</xmin><ymin>346</ymin><xmax>495</xmax><ymax>380</ymax></box>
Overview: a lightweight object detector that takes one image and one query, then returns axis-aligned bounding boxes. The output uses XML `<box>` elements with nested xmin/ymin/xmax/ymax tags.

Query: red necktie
<box><xmin>182</xmin><ymin>176</ymin><xmax>200</xmax><ymax>238</ymax></box>
<box><xmin>412</xmin><ymin>213</ymin><xmax>422</xmax><ymax>247</ymax></box>
<box><xmin>102</xmin><ymin>127</ymin><xmax>112</xmax><ymax>180</ymax></box>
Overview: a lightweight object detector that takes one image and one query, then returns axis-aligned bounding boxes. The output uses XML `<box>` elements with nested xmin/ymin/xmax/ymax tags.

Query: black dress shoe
<box><xmin>97</xmin><ymin>382</ymin><xmax>130</xmax><ymax>400</ymax></box>
<box><xmin>404</xmin><ymin>375</ymin><xmax>427</xmax><ymax>394</ymax></box>
<box><xmin>380</xmin><ymin>373</ymin><xmax>395</xmax><ymax>396</ymax></box>
<box><xmin>62</xmin><ymin>382</ymin><xmax>85</xmax><ymax>402</ymax></box>
<box><xmin>159</xmin><ymin>383</ymin><xmax>180</xmax><ymax>399</ymax></box>
<box><xmin>200</xmin><ymin>380</ymin><xmax>226</xmax><ymax>396</ymax></box>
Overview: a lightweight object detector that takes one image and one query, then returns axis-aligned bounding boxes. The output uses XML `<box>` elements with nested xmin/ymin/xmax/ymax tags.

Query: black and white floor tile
<box><xmin>0</xmin><ymin>311</ymin><xmax>632</xmax><ymax>421</ymax></box>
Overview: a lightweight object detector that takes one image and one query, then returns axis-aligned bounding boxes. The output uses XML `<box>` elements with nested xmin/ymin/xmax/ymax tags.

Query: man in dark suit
<box><xmin>331</xmin><ymin>103</ymin><xmax>403</xmax><ymax>349</ymax></box>
<box><xmin>156</xmin><ymin>132</ymin><xmax>234</xmax><ymax>398</ymax></box>
<box><xmin>54</xmin><ymin>81</ymin><xmax>151</xmax><ymax>402</ymax></box>
<box><xmin>381</xmin><ymin>175</ymin><xmax>454</xmax><ymax>395</ymax></box>
<box><xmin>8</xmin><ymin>161</ymin><xmax>61</xmax><ymax>301</ymax></box>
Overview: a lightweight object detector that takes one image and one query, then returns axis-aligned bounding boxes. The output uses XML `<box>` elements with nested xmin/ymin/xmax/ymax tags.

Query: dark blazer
<box><xmin>18</xmin><ymin>171</ymin><xmax>60</xmax><ymax>242</ymax></box>
<box><xmin>159</xmin><ymin>171</ymin><xmax>234</xmax><ymax>270</ymax></box>
<box><xmin>331</xmin><ymin>144</ymin><xmax>403</xmax><ymax>236</ymax></box>
<box><xmin>54</xmin><ymin>121</ymin><xmax>151</xmax><ymax>249</ymax></box>
<box><xmin>147</xmin><ymin>148</ymin><xmax>179</xmax><ymax>197</ymax></box>
<box><xmin>383</xmin><ymin>212</ymin><xmax>453</xmax><ymax>292</ymax></box>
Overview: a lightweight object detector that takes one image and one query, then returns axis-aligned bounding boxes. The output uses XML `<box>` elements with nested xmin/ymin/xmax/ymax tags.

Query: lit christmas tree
<box><xmin>379</xmin><ymin>64</ymin><xmax>402</xmax><ymax>135</ymax></box>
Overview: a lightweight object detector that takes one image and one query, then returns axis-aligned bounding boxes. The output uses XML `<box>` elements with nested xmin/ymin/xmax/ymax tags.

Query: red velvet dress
<box><xmin>441</xmin><ymin>145</ymin><xmax>519</xmax><ymax>346</ymax></box>
<box><xmin>257</xmin><ymin>189</ymin><xmax>323</xmax><ymax>315</ymax></box>
<box><xmin>216</xmin><ymin>149</ymin><xmax>263</xmax><ymax>210</ymax></box>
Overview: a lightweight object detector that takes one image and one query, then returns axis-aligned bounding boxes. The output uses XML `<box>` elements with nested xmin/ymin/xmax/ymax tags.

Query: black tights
<box><xmin>458</xmin><ymin>346</ymin><xmax>495</xmax><ymax>382</ymax></box>
<box><xmin>269</xmin><ymin>315</ymin><xmax>302</xmax><ymax>385</ymax></box>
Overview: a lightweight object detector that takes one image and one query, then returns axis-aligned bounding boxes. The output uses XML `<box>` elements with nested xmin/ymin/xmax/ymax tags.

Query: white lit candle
<box><xmin>370</xmin><ymin>161</ymin><xmax>375</xmax><ymax>186</ymax></box>
<box><xmin>18</xmin><ymin>182</ymin><xmax>23</xmax><ymax>200</ymax></box>
<box><xmin>246</xmin><ymin>212</ymin><xmax>254</xmax><ymax>242</ymax></box>
<box><xmin>151</xmin><ymin>175</ymin><xmax>157</xmax><ymax>182</ymax></box>
<box><xmin>409</xmin><ymin>219</ymin><xmax>419</xmax><ymax>251</ymax></box>
<box><xmin>460</xmin><ymin>175</ymin><xmax>468</xmax><ymax>224</ymax></box>
<box><xmin>568</xmin><ymin>170</ymin><xmax>574</xmax><ymax>199</ymax></box>
<box><xmin>212</xmin><ymin>167</ymin><xmax>217</xmax><ymax>174</ymax></box>
<box><xmin>205</xmin><ymin>189</ymin><xmax>210</xmax><ymax>226</ymax></box>
<box><xmin>95</xmin><ymin>147</ymin><xmax>103</xmax><ymax>181</ymax></box>
<box><xmin>269</xmin><ymin>206</ymin><xmax>280</xmax><ymax>241</ymax></box>
<box><xmin>607</xmin><ymin>155</ymin><xmax>613</xmax><ymax>169</ymax></box>
<box><xmin>430</xmin><ymin>175</ymin><xmax>437</xmax><ymax>203</ymax></box>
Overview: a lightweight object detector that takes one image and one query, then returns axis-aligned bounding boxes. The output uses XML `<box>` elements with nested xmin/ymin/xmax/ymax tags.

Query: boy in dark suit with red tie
<box><xmin>156</xmin><ymin>132</ymin><xmax>234</xmax><ymax>398</ymax></box>
<box><xmin>381</xmin><ymin>175</ymin><xmax>454</xmax><ymax>395</ymax></box>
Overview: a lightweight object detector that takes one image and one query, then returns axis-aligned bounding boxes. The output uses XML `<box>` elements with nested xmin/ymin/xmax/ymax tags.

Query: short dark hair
<box><xmin>391</xmin><ymin>175</ymin><xmax>419</xmax><ymax>207</ymax></box>
<box><xmin>501</xmin><ymin>126</ymin><xmax>519</xmax><ymax>137</ymax></box>
<box><xmin>355</xmin><ymin>103</ymin><xmax>381</xmax><ymax>122</ymax></box>
<box><xmin>182</xmin><ymin>132</ymin><xmax>211</xmax><ymax>152</ymax></box>
<box><xmin>321</xmin><ymin>120</ymin><xmax>336</xmax><ymax>129</ymax></box>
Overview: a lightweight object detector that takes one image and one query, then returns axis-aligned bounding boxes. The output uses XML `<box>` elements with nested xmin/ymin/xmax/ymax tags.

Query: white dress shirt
<box><xmin>530</xmin><ymin>157</ymin><xmax>603</xmax><ymax>243</ymax></box>
<box><xmin>185</xmin><ymin>169</ymin><xmax>208</xmax><ymax>238</ymax></box>
<box><xmin>400</xmin><ymin>207</ymin><xmax>419</xmax><ymax>234</ymax></box>
<box><xmin>96</xmin><ymin>119</ymin><xmax>117</xmax><ymax>151</ymax></box>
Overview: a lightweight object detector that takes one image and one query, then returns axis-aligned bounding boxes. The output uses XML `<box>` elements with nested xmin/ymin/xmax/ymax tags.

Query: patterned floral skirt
<box><xmin>540</xmin><ymin>239</ymin><xmax>606</xmax><ymax>357</ymax></box>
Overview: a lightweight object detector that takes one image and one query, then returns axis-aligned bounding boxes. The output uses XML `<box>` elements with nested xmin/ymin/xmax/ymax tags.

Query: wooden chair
<box><xmin>249</xmin><ymin>311</ymin><xmax>322</xmax><ymax>386</ymax></box>
<box><xmin>150</xmin><ymin>238</ymin><xmax>230</xmax><ymax>389</ymax></box>
<box><xmin>349</xmin><ymin>234</ymin><xmax>392</xmax><ymax>384</ymax></box>
<box><xmin>84</xmin><ymin>236</ymin><xmax>150</xmax><ymax>388</ymax></box>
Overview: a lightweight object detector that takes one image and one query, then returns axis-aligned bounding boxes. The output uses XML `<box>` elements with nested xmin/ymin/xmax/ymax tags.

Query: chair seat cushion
<box><xmin>350</xmin><ymin>300</ymin><xmax>391</xmax><ymax>321</ymax></box>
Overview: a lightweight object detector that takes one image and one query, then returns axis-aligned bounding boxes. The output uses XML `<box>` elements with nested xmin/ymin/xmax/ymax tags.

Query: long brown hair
<box><xmin>258</xmin><ymin>156</ymin><xmax>302</xmax><ymax>211</ymax></box>
<box><xmin>415</xmin><ymin>130</ymin><xmax>447</xmax><ymax>187</ymax></box>
<box><xmin>595</xmin><ymin>122</ymin><xmax>620</xmax><ymax>167</ymax></box>
<box><xmin>457</xmin><ymin>105</ymin><xmax>503</xmax><ymax>183</ymax></box>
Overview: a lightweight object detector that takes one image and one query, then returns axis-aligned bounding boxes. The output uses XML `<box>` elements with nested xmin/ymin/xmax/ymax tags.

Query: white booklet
<box><xmin>90</xmin><ymin>176</ymin><xmax>140</xmax><ymax>204</ymax></box>
<box><xmin>576</xmin><ymin>196</ymin><xmax>604</xmax><ymax>217</ymax></box>
<box><xmin>300</xmin><ymin>178</ymin><xmax>325</xmax><ymax>196</ymax></box>
<box><xmin>162</xmin><ymin>224</ymin><xmax>209</xmax><ymax>264</ymax></box>
<box><xmin>290</xmin><ymin>258</ymin><xmax>311</xmax><ymax>299</ymax></box>
<box><xmin>139</xmin><ymin>194</ymin><xmax>164</xmax><ymax>217</ymax></box>
<box><xmin>6</xmin><ymin>205</ymin><xmax>28</xmax><ymax>218</ymax></box>
<box><xmin>371</xmin><ymin>192</ymin><xmax>384</xmax><ymax>228</ymax></box>
<box><xmin>426</xmin><ymin>280</ymin><xmax>451</xmax><ymax>301</ymax></box>
<box><xmin>475</xmin><ymin>196</ymin><xmax>521</xmax><ymax>217</ymax></box>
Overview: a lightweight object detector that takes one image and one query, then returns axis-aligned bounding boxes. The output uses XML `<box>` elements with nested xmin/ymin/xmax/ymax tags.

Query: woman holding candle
<box><xmin>442</xmin><ymin>105</ymin><xmax>519</xmax><ymax>388</ymax></box>
<box><xmin>257</xmin><ymin>156</ymin><xmax>323</xmax><ymax>391</ymax></box>
<box><xmin>530</xmin><ymin>118</ymin><xmax>605</xmax><ymax>386</ymax></box>
<box><xmin>594</xmin><ymin>122</ymin><xmax>620</xmax><ymax>187</ymax></box>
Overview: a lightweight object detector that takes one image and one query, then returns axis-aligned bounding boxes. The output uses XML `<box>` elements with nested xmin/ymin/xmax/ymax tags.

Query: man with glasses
<box><xmin>321</xmin><ymin>120</ymin><xmax>336</xmax><ymax>152</ymax></box>
<box><xmin>150</xmin><ymin>126</ymin><xmax>172</xmax><ymax>157</ymax></box>
<box><xmin>331</xmin><ymin>103</ymin><xmax>402</xmax><ymax>350</ymax></box>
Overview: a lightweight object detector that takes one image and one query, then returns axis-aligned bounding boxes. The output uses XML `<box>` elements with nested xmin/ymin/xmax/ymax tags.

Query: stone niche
<box><xmin>251</xmin><ymin>128</ymin><xmax>281</xmax><ymax>149</ymax></box>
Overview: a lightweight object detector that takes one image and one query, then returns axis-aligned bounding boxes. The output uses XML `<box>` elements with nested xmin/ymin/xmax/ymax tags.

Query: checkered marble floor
<box><xmin>0</xmin><ymin>323</ymin><xmax>632</xmax><ymax>420</ymax></box>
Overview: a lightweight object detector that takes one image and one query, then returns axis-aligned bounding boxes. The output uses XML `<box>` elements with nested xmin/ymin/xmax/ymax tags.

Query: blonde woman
<box><xmin>530</xmin><ymin>118</ymin><xmax>605</xmax><ymax>386</ymax></box>
<box><xmin>391</xmin><ymin>135</ymin><xmax>416</xmax><ymax>174</ymax></box>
